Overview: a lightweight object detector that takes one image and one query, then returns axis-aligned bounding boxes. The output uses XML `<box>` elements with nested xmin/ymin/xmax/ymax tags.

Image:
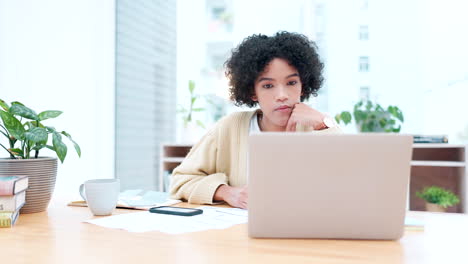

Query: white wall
<box><xmin>176</xmin><ymin>0</ymin><xmax>316</xmax><ymax>141</ymax></box>
<box><xmin>0</xmin><ymin>0</ymin><xmax>115</xmax><ymax>200</ymax></box>
<box><xmin>321</xmin><ymin>0</ymin><xmax>426</xmax><ymax>134</ymax></box>
<box><xmin>319</xmin><ymin>0</ymin><xmax>468</xmax><ymax>141</ymax></box>
<box><xmin>421</xmin><ymin>0</ymin><xmax>468</xmax><ymax>143</ymax></box>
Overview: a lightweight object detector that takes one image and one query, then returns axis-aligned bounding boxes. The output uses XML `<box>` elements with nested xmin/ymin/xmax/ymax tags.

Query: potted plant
<box><xmin>416</xmin><ymin>186</ymin><xmax>460</xmax><ymax>212</ymax></box>
<box><xmin>0</xmin><ymin>99</ymin><xmax>80</xmax><ymax>213</ymax></box>
<box><xmin>177</xmin><ymin>80</ymin><xmax>206</xmax><ymax>143</ymax></box>
<box><xmin>335</xmin><ymin>100</ymin><xmax>404</xmax><ymax>132</ymax></box>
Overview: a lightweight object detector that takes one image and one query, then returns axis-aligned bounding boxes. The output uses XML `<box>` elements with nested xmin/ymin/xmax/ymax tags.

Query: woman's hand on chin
<box><xmin>285</xmin><ymin>103</ymin><xmax>326</xmax><ymax>131</ymax></box>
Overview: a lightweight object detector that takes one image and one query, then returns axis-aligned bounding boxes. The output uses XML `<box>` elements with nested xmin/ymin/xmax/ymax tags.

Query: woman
<box><xmin>170</xmin><ymin>31</ymin><xmax>341</xmax><ymax>209</ymax></box>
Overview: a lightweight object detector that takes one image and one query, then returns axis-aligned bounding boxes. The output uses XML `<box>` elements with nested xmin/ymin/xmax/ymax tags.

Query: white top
<box><xmin>249</xmin><ymin>112</ymin><xmax>261</xmax><ymax>133</ymax></box>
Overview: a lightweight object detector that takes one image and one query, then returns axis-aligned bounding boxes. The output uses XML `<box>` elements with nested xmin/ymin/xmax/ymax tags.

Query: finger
<box><xmin>240</xmin><ymin>201</ymin><xmax>248</xmax><ymax>209</ymax></box>
<box><xmin>285</xmin><ymin>117</ymin><xmax>296</xmax><ymax>132</ymax></box>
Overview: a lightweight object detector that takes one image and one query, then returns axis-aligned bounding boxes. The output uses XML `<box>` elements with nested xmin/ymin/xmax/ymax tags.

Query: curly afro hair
<box><xmin>225</xmin><ymin>31</ymin><xmax>324</xmax><ymax>107</ymax></box>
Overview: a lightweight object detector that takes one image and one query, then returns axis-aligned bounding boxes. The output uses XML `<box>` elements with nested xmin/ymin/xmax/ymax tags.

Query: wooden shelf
<box><xmin>162</xmin><ymin>157</ymin><xmax>186</xmax><ymax>163</ymax></box>
<box><xmin>413</xmin><ymin>144</ymin><xmax>466</xmax><ymax>148</ymax></box>
<box><xmin>410</xmin><ymin>161</ymin><xmax>466</xmax><ymax>167</ymax></box>
<box><xmin>159</xmin><ymin>143</ymin><xmax>194</xmax><ymax>191</ymax></box>
<box><xmin>409</xmin><ymin>144</ymin><xmax>467</xmax><ymax>213</ymax></box>
<box><xmin>159</xmin><ymin>143</ymin><xmax>467</xmax><ymax>213</ymax></box>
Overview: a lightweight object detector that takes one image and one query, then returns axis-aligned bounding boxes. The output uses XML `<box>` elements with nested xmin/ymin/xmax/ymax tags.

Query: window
<box><xmin>359</xmin><ymin>56</ymin><xmax>370</xmax><ymax>72</ymax></box>
<box><xmin>359</xmin><ymin>25</ymin><xmax>369</xmax><ymax>40</ymax></box>
<box><xmin>360</xmin><ymin>0</ymin><xmax>369</xmax><ymax>10</ymax></box>
<box><xmin>115</xmin><ymin>0</ymin><xmax>177</xmax><ymax>190</ymax></box>
<box><xmin>360</xmin><ymin>86</ymin><xmax>370</xmax><ymax>100</ymax></box>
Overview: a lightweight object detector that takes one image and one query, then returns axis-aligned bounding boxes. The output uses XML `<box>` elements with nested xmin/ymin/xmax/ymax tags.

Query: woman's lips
<box><xmin>275</xmin><ymin>105</ymin><xmax>291</xmax><ymax>112</ymax></box>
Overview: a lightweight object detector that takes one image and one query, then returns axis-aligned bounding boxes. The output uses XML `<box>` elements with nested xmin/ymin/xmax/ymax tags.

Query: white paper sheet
<box><xmin>86</xmin><ymin>208</ymin><xmax>420</xmax><ymax>234</ymax></box>
<box><xmin>85</xmin><ymin>206</ymin><xmax>248</xmax><ymax>234</ymax></box>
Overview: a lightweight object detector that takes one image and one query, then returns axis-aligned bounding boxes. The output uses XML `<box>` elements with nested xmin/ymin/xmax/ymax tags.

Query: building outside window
<box><xmin>359</xmin><ymin>86</ymin><xmax>370</xmax><ymax>100</ymax></box>
<box><xmin>359</xmin><ymin>25</ymin><xmax>369</xmax><ymax>40</ymax></box>
<box><xmin>359</xmin><ymin>56</ymin><xmax>370</xmax><ymax>72</ymax></box>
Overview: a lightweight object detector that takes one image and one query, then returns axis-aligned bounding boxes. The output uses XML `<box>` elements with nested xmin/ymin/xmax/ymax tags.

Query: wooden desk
<box><xmin>2</xmin><ymin>199</ymin><xmax>468</xmax><ymax>264</ymax></box>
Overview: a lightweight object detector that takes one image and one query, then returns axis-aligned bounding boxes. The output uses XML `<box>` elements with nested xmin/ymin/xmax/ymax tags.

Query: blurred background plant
<box><xmin>177</xmin><ymin>80</ymin><xmax>206</xmax><ymax>129</ymax></box>
<box><xmin>205</xmin><ymin>93</ymin><xmax>228</xmax><ymax>123</ymax></box>
<box><xmin>335</xmin><ymin>100</ymin><xmax>404</xmax><ymax>132</ymax></box>
<box><xmin>416</xmin><ymin>186</ymin><xmax>460</xmax><ymax>209</ymax></box>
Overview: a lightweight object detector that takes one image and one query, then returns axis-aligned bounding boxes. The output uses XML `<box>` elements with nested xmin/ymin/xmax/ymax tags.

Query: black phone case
<box><xmin>149</xmin><ymin>206</ymin><xmax>203</xmax><ymax>216</ymax></box>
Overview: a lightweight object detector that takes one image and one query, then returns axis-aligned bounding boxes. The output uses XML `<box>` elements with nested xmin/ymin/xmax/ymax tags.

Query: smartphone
<box><xmin>149</xmin><ymin>206</ymin><xmax>203</xmax><ymax>216</ymax></box>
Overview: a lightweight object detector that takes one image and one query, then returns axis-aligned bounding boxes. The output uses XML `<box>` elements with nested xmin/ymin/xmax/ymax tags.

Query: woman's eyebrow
<box><xmin>257</xmin><ymin>73</ymin><xmax>299</xmax><ymax>83</ymax></box>
<box><xmin>257</xmin><ymin>77</ymin><xmax>274</xmax><ymax>83</ymax></box>
<box><xmin>286</xmin><ymin>73</ymin><xmax>299</xmax><ymax>78</ymax></box>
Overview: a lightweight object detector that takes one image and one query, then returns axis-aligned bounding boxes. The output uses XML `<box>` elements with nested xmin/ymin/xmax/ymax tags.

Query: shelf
<box><xmin>161</xmin><ymin>143</ymin><xmax>193</xmax><ymax>147</ymax></box>
<box><xmin>413</xmin><ymin>144</ymin><xmax>466</xmax><ymax>148</ymax></box>
<box><xmin>410</xmin><ymin>161</ymin><xmax>466</xmax><ymax>167</ymax></box>
<box><xmin>162</xmin><ymin>157</ymin><xmax>185</xmax><ymax>163</ymax></box>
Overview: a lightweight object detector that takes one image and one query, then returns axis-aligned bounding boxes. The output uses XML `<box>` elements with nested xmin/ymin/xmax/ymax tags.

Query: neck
<box><xmin>258</xmin><ymin>113</ymin><xmax>286</xmax><ymax>132</ymax></box>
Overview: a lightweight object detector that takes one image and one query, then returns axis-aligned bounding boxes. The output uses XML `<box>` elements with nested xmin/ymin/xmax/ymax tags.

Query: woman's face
<box><xmin>253</xmin><ymin>58</ymin><xmax>302</xmax><ymax>131</ymax></box>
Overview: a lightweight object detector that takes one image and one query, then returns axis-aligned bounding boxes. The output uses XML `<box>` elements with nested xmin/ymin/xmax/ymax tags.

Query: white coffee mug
<box><xmin>79</xmin><ymin>179</ymin><xmax>120</xmax><ymax>216</ymax></box>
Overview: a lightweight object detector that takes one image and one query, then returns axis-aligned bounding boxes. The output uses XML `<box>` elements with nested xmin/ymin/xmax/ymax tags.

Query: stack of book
<box><xmin>0</xmin><ymin>176</ymin><xmax>28</xmax><ymax>228</ymax></box>
<box><xmin>413</xmin><ymin>134</ymin><xmax>449</xmax><ymax>144</ymax></box>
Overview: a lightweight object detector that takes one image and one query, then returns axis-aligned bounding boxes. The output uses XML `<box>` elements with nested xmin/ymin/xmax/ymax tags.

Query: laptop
<box><xmin>248</xmin><ymin>133</ymin><xmax>413</xmax><ymax>240</ymax></box>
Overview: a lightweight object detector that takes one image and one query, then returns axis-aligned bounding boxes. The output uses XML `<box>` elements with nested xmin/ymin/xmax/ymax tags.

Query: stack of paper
<box><xmin>69</xmin><ymin>189</ymin><xmax>180</xmax><ymax>210</ymax></box>
<box><xmin>85</xmin><ymin>206</ymin><xmax>248</xmax><ymax>234</ymax></box>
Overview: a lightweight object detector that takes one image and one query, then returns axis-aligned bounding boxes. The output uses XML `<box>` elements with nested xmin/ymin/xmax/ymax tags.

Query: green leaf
<box><xmin>355</xmin><ymin>101</ymin><xmax>363</xmax><ymax>109</ymax></box>
<box><xmin>61</xmin><ymin>131</ymin><xmax>81</xmax><ymax>157</ymax></box>
<box><xmin>0</xmin><ymin>99</ymin><xmax>9</xmax><ymax>111</ymax></box>
<box><xmin>191</xmin><ymin>97</ymin><xmax>197</xmax><ymax>105</ymax></box>
<box><xmin>394</xmin><ymin>107</ymin><xmax>404</xmax><ymax>122</ymax></box>
<box><xmin>340</xmin><ymin>111</ymin><xmax>352</xmax><ymax>124</ymax></box>
<box><xmin>24</xmin><ymin>127</ymin><xmax>48</xmax><ymax>143</ymax></box>
<box><xmin>188</xmin><ymin>80</ymin><xmax>195</xmax><ymax>94</ymax></box>
<box><xmin>24</xmin><ymin>121</ymin><xmax>36</xmax><ymax>129</ymax></box>
<box><xmin>379</xmin><ymin>118</ymin><xmax>387</xmax><ymax>128</ymax></box>
<box><xmin>365</xmin><ymin>101</ymin><xmax>373</xmax><ymax>110</ymax></box>
<box><xmin>416</xmin><ymin>186</ymin><xmax>460</xmax><ymax>208</ymax></box>
<box><xmin>45</xmin><ymin>126</ymin><xmax>56</xmax><ymax>133</ymax></box>
<box><xmin>334</xmin><ymin>114</ymin><xmax>341</xmax><ymax>124</ymax></box>
<box><xmin>11</xmin><ymin>101</ymin><xmax>25</xmax><ymax>106</ymax></box>
<box><xmin>195</xmin><ymin>120</ymin><xmax>206</xmax><ymax>129</ymax></box>
<box><xmin>9</xmin><ymin>103</ymin><xmax>39</xmax><ymax>120</ymax></box>
<box><xmin>45</xmin><ymin>145</ymin><xmax>55</xmax><ymax>151</ymax></box>
<box><xmin>354</xmin><ymin>110</ymin><xmax>367</xmax><ymax>123</ymax></box>
<box><xmin>177</xmin><ymin>108</ymin><xmax>188</xmax><ymax>113</ymax></box>
<box><xmin>38</xmin><ymin>110</ymin><xmax>63</xmax><ymax>121</ymax></box>
<box><xmin>0</xmin><ymin>110</ymin><xmax>25</xmax><ymax>139</ymax></box>
<box><xmin>32</xmin><ymin>145</ymin><xmax>45</xmax><ymax>151</ymax></box>
<box><xmin>8</xmin><ymin>148</ymin><xmax>23</xmax><ymax>156</ymax></box>
<box><xmin>53</xmin><ymin>132</ymin><xmax>67</xmax><ymax>163</ymax></box>
<box><xmin>192</xmin><ymin>108</ymin><xmax>205</xmax><ymax>112</ymax></box>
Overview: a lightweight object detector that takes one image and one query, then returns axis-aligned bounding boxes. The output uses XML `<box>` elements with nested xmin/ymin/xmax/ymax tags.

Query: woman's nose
<box><xmin>275</xmin><ymin>86</ymin><xmax>288</xmax><ymax>101</ymax></box>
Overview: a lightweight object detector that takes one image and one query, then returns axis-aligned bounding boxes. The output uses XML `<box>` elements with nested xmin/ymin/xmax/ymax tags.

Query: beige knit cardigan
<box><xmin>169</xmin><ymin>110</ymin><xmax>342</xmax><ymax>204</ymax></box>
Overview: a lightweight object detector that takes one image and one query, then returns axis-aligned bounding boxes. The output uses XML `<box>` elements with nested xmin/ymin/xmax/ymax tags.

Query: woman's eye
<box><xmin>287</xmin><ymin>80</ymin><xmax>298</xmax><ymax>86</ymax></box>
<box><xmin>263</xmin><ymin>84</ymin><xmax>273</xmax><ymax>89</ymax></box>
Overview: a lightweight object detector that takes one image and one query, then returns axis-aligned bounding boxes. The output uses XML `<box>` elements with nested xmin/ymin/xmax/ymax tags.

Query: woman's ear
<box><xmin>251</xmin><ymin>95</ymin><xmax>258</xmax><ymax>101</ymax></box>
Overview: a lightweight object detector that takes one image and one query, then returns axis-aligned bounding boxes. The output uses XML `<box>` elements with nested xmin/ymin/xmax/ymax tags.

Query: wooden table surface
<box><xmin>2</xmin><ymin>198</ymin><xmax>468</xmax><ymax>264</ymax></box>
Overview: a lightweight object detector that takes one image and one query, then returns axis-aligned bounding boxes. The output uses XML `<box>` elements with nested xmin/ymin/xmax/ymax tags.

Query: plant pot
<box><xmin>0</xmin><ymin>157</ymin><xmax>57</xmax><ymax>213</ymax></box>
<box><xmin>425</xmin><ymin>202</ymin><xmax>446</xmax><ymax>213</ymax></box>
